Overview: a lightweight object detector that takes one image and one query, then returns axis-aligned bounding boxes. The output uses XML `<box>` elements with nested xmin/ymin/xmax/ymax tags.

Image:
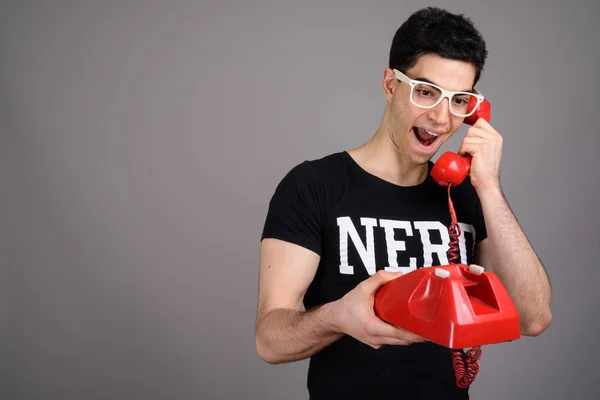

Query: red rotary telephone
<box><xmin>373</xmin><ymin>97</ymin><xmax>520</xmax><ymax>388</ymax></box>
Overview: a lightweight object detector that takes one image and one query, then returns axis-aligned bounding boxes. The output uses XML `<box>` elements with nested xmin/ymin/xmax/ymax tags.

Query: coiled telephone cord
<box><xmin>446</xmin><ymin>184</ymin><xmax>482</xmax><ymax>389</ymax></box>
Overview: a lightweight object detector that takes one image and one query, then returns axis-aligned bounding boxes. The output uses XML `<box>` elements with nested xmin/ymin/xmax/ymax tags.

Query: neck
<box><xmin>349</xmin><ymin>125</ymin><xmax>429</xmax><ymax>187</ymax></box>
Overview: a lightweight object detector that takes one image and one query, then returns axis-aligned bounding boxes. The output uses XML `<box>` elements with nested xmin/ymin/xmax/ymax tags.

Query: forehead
<box><xmin>406</xmin><ymin>53</ymin><xmax>476</xmax><ymax>91</ymax></box>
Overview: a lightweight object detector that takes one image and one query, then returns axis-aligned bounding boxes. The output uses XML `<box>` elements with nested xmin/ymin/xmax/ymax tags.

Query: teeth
<box><xmin>425</xmin><ymin>130</ymin><xmax>439</xmax><ymax>137</ymax></box>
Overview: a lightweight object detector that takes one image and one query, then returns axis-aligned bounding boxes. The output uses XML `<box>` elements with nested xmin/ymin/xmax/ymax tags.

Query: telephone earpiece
<box><xmin>464</xmin><ymin>97</ymin><xmax>491</xmax><ymax>126</ymax></box>
<box><xmin>431</xmin><ymin>98</ymin><xmax>491</xmax><ymax>186</ymax></box>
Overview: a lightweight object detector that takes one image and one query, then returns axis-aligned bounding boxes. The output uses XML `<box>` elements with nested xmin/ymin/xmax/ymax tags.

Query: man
<box><xmin>255</xmin><ymin>7</ymin><xmax>552</xmax><ymax>399</ymax></box>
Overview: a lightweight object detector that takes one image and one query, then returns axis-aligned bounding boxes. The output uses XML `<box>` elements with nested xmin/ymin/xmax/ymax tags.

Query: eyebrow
<box><xmin>413</xmin><ymin>76</ymin><xmax>474</xmax><ymax>93</ymax></box>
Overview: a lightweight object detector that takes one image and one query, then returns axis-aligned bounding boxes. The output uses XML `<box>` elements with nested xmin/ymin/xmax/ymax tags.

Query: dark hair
<box><xmin>389</xmin><ymin>7</ymin><xmax>488</xmax><ymax>85</ymax></box>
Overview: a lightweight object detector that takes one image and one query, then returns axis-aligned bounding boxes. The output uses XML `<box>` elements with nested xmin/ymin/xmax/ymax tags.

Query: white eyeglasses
<box><xmin>393</xmin><ymin>69</ymin><xmax>485</xmax><ymax>117</ymax></box>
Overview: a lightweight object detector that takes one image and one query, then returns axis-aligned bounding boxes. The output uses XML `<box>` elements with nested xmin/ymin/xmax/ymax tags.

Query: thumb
<box><xmin>457</xmin><ymin>143</ymin><xmax>474</xmax><ymax>159</ymax></box>
<box><xmin>365</xmin><ymin>270</ymin><xmax>403</xmax><ymax>291</ymax></box>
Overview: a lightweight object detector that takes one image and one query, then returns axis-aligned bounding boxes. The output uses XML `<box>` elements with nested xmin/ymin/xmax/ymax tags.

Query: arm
<box><xmin>255</xmin><ymin>238</ymin><xmax>424</xmax><ymax>365</ymax></box>
<box><xmin>255</xmin><ymin>238</ymin><xmax>342</xmax><ymax>364</ymax></box>
<box><xmin>460</xmin><ymin>119</ymin><xmax>552</xmax><ymax>336</ymax></box>
<box><xmin>474</xmin><ymin>190</ymin><xmax>552</xmax><ymax>336</ymax></box>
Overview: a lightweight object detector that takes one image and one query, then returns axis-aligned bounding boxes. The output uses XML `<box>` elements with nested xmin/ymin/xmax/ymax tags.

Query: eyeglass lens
<box><xmin>411</xmin><ymin>83</ymin><xmax>476</xmax><ymax>116</ymax></box>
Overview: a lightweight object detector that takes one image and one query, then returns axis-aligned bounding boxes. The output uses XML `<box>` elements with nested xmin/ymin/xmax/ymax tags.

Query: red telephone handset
<box><xmin>430</xmin><ymin>98</ymin><xmax>491</xmax><ymax>186</ymax></box>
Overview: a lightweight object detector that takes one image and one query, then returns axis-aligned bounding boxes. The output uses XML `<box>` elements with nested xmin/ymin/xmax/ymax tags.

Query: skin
<box><xmin>255</xmin><ymin>53</ymin><xmax>552</xmax><ymax>364</ymax></box>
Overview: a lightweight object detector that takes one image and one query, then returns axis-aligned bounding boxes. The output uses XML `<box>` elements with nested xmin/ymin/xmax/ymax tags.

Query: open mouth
<box><xmin>413</xmin><ymin>127</ymin><xmax>440</xmax><ymax>147</ymax></box>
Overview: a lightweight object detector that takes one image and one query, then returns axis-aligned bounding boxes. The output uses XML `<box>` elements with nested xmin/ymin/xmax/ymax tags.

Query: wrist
<box><xmin>323</xmin><ymin>299</ymin><xmax>345</xmax><ymax>335</ymax></box>
<box><xmin>475</xmin><ymin>183</ymin><xmax>503</xmax><ymax>200</ymax></box>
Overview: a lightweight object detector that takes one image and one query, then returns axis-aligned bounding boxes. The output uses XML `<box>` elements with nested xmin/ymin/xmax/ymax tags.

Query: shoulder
<box><xmin>447</xmin><ymin>175</ymin><xmax>487</xmax><ymax>242</ymax></box>
<box><xmin>262</xmin><ymin>152</ymin><xmax>348</xmax><ymax>253</ymax></box>
<box><xmin>277</xmin><ymin>151</ymin><xmax>349</xmax><ymax>190</ymax></box>
<box><xmin>455</xmin><ymin>176</ymin><xmax>481</xmax><ymax>203</ymax></box>
<box><xmin>303</xmin><ymin>151</ymin><xmax>348</xmax><ymax>178</ymax></box>
<box><xmin>437</xmin><ymin>174</ymin><xmax>481</xmax><ymax>215</ymax></box>
<box><xmin>267</xmin><ymin>151</ymin><xmax>348</xmax><ymax>217</ymax></box>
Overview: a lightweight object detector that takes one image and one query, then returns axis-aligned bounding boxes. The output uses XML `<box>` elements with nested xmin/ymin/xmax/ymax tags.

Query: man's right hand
<box><xmin>332</xmin><ymin>270</ymin><xmax>425</xmax><ymax>349</ymax></box>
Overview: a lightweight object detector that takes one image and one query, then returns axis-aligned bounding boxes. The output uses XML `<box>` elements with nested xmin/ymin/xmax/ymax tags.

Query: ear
<box><xmin>382</xmin><ymin>68</ymin><xmax>398</xmax><ymax>103</ymax></box>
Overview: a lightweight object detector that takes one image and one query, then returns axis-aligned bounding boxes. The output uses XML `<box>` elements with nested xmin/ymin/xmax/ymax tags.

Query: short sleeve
<box><xmin>451</xmin><ymin>177</ymin><xmax>488</xmax><ymax>244</ymax></box>
<box><xmin>261</xmin><ymin>161</ymin><xmax>325</xmax><ymax>256</ymax></box>
<box><xmin>472</xmin><ymin>190</ymin><xmax>488</xmax><ymax>244</ymax></box>
<box><xmin>463</xmin><ymin>178</ymin><xmax>487</xmax><ymax>244</ymax></box>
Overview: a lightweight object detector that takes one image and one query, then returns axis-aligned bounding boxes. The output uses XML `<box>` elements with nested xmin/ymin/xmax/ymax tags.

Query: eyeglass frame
<box><xmin>393</xmin><ymin>68</ymin><xmax>485</xmax><ymax>117</ymax></box>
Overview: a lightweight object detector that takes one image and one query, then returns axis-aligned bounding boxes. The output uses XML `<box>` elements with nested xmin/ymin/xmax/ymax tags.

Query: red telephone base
<box><xmin>374</xmin><ymin>264</ymin><xmax>520</xmax><ymax>350</ymax></box>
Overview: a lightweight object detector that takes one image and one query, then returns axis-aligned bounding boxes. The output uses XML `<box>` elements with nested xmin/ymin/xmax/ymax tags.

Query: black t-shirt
<box><xmin>261</xmin><ymin>151</ymin><xmax>487</xmax><ymax>399</ymax></box>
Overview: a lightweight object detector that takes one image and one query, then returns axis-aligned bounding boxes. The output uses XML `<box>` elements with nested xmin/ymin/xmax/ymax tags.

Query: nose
<box><xmin>427</xmin><ymin>98</ymin><xmax>451</xmax><ymax>126</ymax></box>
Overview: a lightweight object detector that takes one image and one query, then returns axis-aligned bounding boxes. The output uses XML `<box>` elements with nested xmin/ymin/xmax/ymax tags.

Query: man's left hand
<box><xmin>458</xmin><ymin>118</ymin><xmax>503</xmax><ymax>192</ymax></box>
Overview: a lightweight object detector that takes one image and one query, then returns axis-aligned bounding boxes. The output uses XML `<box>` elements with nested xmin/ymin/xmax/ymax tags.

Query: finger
<box><xmin>471</xmin><ymin>117</ymin><xmax>499</xmax><ymax>135</ymax></box>
<box><xmin>467</xmin><ymin>126</ymin><xmax>503</xmax><ymax>145</ymax></box>
<box><xmin>473</xmin><ymin>117</ymin><xmax>492</xmax><ymax>129</ymax></box>
<box><xmin>458</xmin><ymin>141</ymin><xmax>478</xmax><ymax>156</ymax></box>
<box><xmin>366</xmin><ymin>318</ymin><xmax>425</xmax><ymax>343</ymax></box>
<box><xmin>361</xmin><ymin>270</ymin><xmax>403</xmax><ymax>292</ymax></box>
<box><xmin>373</xmin><ymin>337</ymin><xmax>419</xmax><ymax>347</ymax></box>
<box><xmin>466</xmin><ymin>126</ymin><xmax>495</xmax><ymax>139</ymax></box>
<box><xmin>459</xmin><ymin>133</ymin><xmax>500</xmax><ymax>156</ymax></box>
<box><xmin>462</xmin><ymin>137</ymin><xmax>488</xmax><ymax>144</ymax></box>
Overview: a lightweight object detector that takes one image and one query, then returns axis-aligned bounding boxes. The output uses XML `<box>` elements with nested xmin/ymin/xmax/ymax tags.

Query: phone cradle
<box><xmin>374</xmin><ymin>264</ymin><xmax>520</xmax><ymax>350</ymax></box>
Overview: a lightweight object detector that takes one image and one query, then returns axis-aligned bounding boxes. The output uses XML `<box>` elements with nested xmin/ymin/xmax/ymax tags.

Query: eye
<box><xmin>453</xmin><ymin>97</ymin><xmax>468</xmax><ymax>105</ymax></box>
<box><xmin>418</xmin><ymin>89</ymin><xmax>433</xmax><ymax>97</ymax></box>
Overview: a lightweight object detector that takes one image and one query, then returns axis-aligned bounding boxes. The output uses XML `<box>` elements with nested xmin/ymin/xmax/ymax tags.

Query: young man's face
<box><xmin>385</xmin><ymin>53</ymin><xmax>477</xmax><ymax>166</ymax></box>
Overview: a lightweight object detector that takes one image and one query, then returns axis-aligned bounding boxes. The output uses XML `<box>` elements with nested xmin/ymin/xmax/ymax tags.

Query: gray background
<box><xmin>1</xmin><ymin>0</ymin><xmax>599</xmax><ymax>399</ymax></box>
